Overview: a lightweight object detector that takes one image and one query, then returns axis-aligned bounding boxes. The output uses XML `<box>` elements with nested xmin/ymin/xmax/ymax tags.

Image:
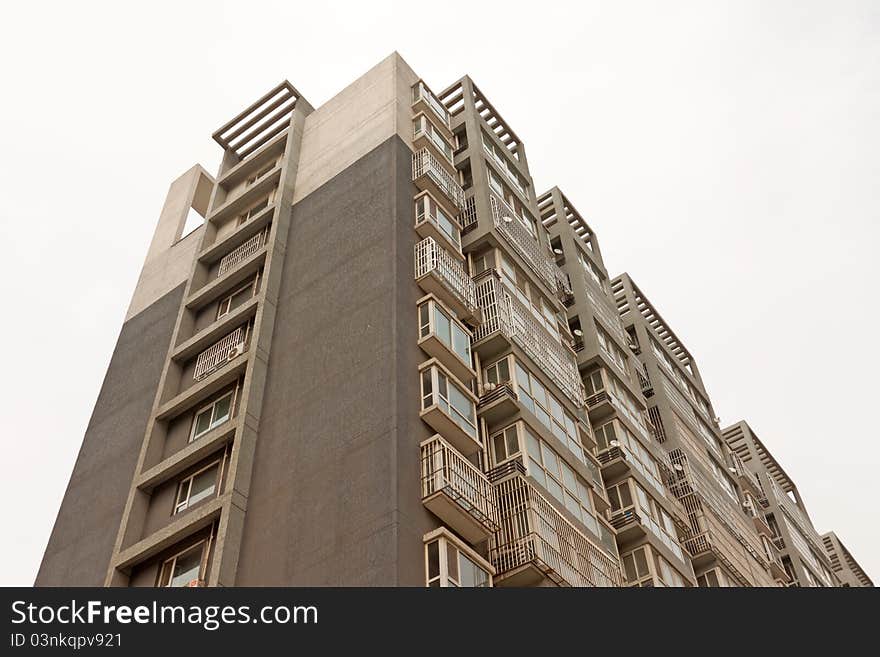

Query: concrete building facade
<box><xmin>37</xmin><ymin>53</ymin><xmax>870</xmax><ymax>587</ymax></box>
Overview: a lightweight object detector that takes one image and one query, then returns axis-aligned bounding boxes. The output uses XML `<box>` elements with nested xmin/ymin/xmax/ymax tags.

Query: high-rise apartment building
<box><xmin>36</xmin><ymin>53</ymin><xmax>870</xmax><ymax>588</ymax></box>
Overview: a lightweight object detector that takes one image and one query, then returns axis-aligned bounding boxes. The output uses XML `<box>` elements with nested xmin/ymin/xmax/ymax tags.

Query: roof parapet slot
<box><xmin>212</xmin><ymin>81</ymin><xmax>302</xmax><ymax>162</ymax></box>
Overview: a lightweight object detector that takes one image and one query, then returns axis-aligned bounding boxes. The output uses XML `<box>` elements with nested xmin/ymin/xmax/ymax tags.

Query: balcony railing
<box><xmin>194</xmin><ymin>327</ymin><xmax>246</xmax><ymax>381</ymax></box>
<box><xmin>473</xmin><ymin>271</ymin><xmax>583</xmax><ymax>405</ymax></box>
<box><xmin>218</xmin><ymin>229</ymin><xmax>268</xmax><ymax>276</ymax></box>
<box><xmin>491</xmin><ymin>472</ymin><xmax>622</xmax><ymax>587</ymax></box>
<box><xmin>460</xmin><ymin>196</ymin><xmax>478</xmax><ymax>233</ymax></box>
<box><xmin>421</xmin><ymin>435</ymin><xmax>499</xmax><ymax>541</ymax></box>
<box><xmin>412</xmin><ymin>149</ymin><xmax>465</xmax><ymax>210</ymax></box>
<box><xmin>414</xmin><ymin>237</ymin><xmax>477</xmax><ymax>318</ymax></box>
<box><xmin>490</xmin><ymin>193</ymin><xmax>557</xmax><ymax>292</ymax></box>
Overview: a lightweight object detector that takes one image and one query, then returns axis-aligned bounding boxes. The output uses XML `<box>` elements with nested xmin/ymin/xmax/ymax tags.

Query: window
<box><xmin>484</xmin><ymin>356</ymin><xmax>511</xmax><ymax>386</ymax></box>
<box><xmin>420</xmin><ymin>365</ymin><xmax>477</xmax><ymax>439</ymax></box>
<box><xmin>415</xmin><ymin>193</ymin><xmax>460</xmax><ymax>249</ymax></box>
<box><xmin>595</xmin><ymin>419</ymin><xmax>663</xmax><ymax>491</ymax></box>
<box><xmin>577</xmin><ymin>249</ymin><xmax>607</xmax><ymax>292</ymax></box>
<box><xmin>217</xmin><ymin>276</ymin><xmax>259</xmax><ymax>320</ymax></box>
<box><xmin>245</xmin><ymin>161</ymin><xmax>276</xmax><ymax>187</ymax></box>
<box><xmin>425</xmin><ymin>531</ymin><xmax>491</xmax><ymax>587</ymax></box>
<box><xmin>482</xmin><ymin>132</ymin><xmax>529</xmax><ymax>197</ymax></box>
<box><xmin>190</xmin><ymin>390</ymin><xmax>235</xmax><ymax>442</ymax></box>
<box><xmin>491</xmin><ymin>424</ymin><xmax>521</xmax><ymax>465</ymax></box>
<box><xmin>513</xmin><ymin>360</ymin><xmax>586</xmax><ymax>461</ymax></box>
<box><xmin>418</xmin><ymin>299</ymin><xmax>471</xmax><ymax>367</ymax></box>
<box><xmin>158</xmin><ymin>542</ymin><xmax>206</xmax><ymax>587</ymax></box>
<box><xmin>413</xmin><ymin>115</ymin><xmax>454</xmax><ymax>162</ymax></box>
<box><xmin>174</xmin><ymin>462</ymin><xmax>220</xmax><ymax>514</ymax></box>
<box><xmin>237</xmin><ymin>195</ymin><xmax>271</xmax><ymax>226</ymax></box>
<box><xmin>655</xmin><ymin>554</ymin><xmax>685</xmax><ymax>587</ymax></box>
<box><xmin>621</xmin><ymin>546</ymin><xmax>653</xmax><ymax>587</ymax></box>
<box><xmin>520</xmin><ymin>423</ymin><xmax>598</xmax><ymax>535</ymax></box>
<box><xmin>696</xmin><ymin>568</ymin><xmax>728</xmax><ymax>588</ymax></box>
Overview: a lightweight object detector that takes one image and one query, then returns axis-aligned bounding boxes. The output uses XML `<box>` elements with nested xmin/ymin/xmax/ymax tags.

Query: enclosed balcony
<box><xmin>419</xmin><ymin>360</ymin><xmax>481</xmax><ymax>457</ymax></box>
<box><xmin>413</xmin><ymin>114</ymin><xmax>455</xmax><ymax>169</ymax></box>
<box><xmin>414</xmin><ymin>192</ymin><xmax>462</xmax><ymax>256</ymax></box>
<box><xmin>412</xmin><ymin>148</ymin><xmax>465</xmax><ymax>211</ymax></box>
<box><xmin>491</xmin><ymin>466</ymin><xmax>622</xmax><ymax>587</ymax></box>
<box><xmin>414</xmin><ymin>237</ymin><xmax>478</xmax><ymax>321</ymax></box>
<box><xmin>472</xmin><ymin>271</ymin><xmax>583</xmax><ymax>406</ymax></box>
<box><xmin>417</xmin><ymin>296</ymin><xmax>475</xmax><ymax>383</ymax></box>
<box><xmin>420</xmin><ymin>435</ymin><xmax>499</xmax><ymax>543</ymax></box>
<box><xmin>412</xmin><ymin>80</ymin><xmax>452</xmax><ymax>134</ymax></box>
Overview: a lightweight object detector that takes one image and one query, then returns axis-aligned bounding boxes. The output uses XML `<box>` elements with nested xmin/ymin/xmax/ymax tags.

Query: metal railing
<box><xmin>491</xmin><ymin>472</ymin><xmax>622</xmax><ymax>587</ymax></box>
<box><xmin>218</xmin><ymin>229</ymin><xmax>268</xmax><ymax>276</ymax></box>
<box><xmin>412</xmin><ymin>149</ymin><xmax>465</xmax><ymax>209</ymax></box>
<box><xmin>194</xmin><ymin>327</ymin><xmax>246</xmax><ymax>381</ymax></box>
<box><xmin>472</xmin><ymin>270</ymin><xmax>584</xmax><ymax>405</ymax></box>
<box><xmin>420</xmin><ymin>435</ymin><xmax>498</xmax><ymax>533</ymax></box>
<box><xmin>414</xmin><ymin>237</ymin><xmax>477</xmax><ymax>315</ymax></box>
<box><xmin>459</xmin><ymin>196</ymin><xmax>478</xmax><ymax>233</ymax></box>
<box><xmin>490</xmin><ymin>193</ymin><xmax>557</xmax><ymax>292</ymax></box>
<box><xmin>478</xmin><ymin>382</ymin><xmax>518</xmax><ymax>408</ymax></box>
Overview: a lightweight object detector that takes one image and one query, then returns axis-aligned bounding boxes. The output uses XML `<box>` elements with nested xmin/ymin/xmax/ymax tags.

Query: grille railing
<box><xmin>420</xmin><ymin>435</ymin><xmax>498</xmax><ymax>533</ymax></box>
<box><xmin>472</xmin><ymin>271</ymin><xmax>583</xmax><ymax>405</ymax></box>
<box><xmin>218</xmin><ymin>229</ymin><xmax>268</xmax><ymax>276</ymax></box>
<box><xmin>490</xmin><ymin>193</ymin><xmax>557</xmax><ymax>292</ymax></box>
<box><xmin>414</xmin><ymin>237</ymin><xmax>477</xmax><ymax>315</ymax></box>
<box><xmin>491</xmin><ymin>472</ymin><xmax>622</xmax><ymax>587</ymax></box>
<box><xmin>194</xmin><ymin>327</ymin><xmax>246</xmax><ymax>381</ymax></box>
<box><xmin>412</xmin><ymin>149</ymin><xmax>464</xmax><ymax>209</ymax></box>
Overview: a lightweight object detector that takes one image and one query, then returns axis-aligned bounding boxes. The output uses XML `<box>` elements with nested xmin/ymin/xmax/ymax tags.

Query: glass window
<box><xmin>159</xmin><ymin>543</ymin><xmax>205</xmax><ymax>587</ymax></box>
<box><xmin>191</xmin><ymin>390</ymin><xmax>235</xmax><ymax>442</ymax></box>
<box><xmin>174</xmin><ymin>463</ymin><xmax>219</xmax><ymax>514</ymax></box>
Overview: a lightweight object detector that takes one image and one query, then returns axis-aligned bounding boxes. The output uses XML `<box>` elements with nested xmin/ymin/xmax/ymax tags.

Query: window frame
<box><xmin>157</xmin><ymin>540</ymin><xmax>208</xmax><ymax>588</ymax></box>
<box><xmin>423</xmin><ymin>528</ymin><xmax>493</xmax><ymax>587</ymax></box>
<box><xmin>174</xmin><ymin>459</ymin><xmax>222</xmax><ymax>515</ymax></box>
<box><xmin>190</xmin><ymin>388</ymin><xmax>237</xmax><ymax>443</ymax></box>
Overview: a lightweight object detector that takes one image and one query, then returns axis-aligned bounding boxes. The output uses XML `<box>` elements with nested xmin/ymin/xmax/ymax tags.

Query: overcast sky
<box><xmin>1</xmin><ymin>1</ymin><xmax>877</xmax><ymax>586</ymax></box>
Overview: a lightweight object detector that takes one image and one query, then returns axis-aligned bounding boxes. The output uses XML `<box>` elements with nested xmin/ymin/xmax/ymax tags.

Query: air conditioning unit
<box><xmin>227</xmin><ymin>343</ymin><xmax>246</xmax><ymax>361</ymax></box>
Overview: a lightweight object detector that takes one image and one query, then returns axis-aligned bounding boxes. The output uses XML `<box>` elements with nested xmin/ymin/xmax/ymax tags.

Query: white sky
<box><xmin>1</xmin><ymin>0</ymin><xmax>877</xmax><ymax>586</ymax></box>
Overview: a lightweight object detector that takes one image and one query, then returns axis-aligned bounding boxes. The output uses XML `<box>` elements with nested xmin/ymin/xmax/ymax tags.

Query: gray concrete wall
<box><xmin>35</xmin><ymin>284</ymin><xmax>185</xmax><ymax>586</ymax></box>
<box><xmin>234</xmin><ymin>136</ymin><xmax>437</xmax><ymax>585</ymax></box>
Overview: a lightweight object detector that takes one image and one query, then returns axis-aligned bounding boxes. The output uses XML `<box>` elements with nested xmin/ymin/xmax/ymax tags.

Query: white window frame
<box><xmin>174</xmin><ymin>459</ymin><xmax>222</xmax><ymax>515</ymax></box>
<box><xmin>190</xmin><ymin>388</ymin><xmax>237</xmax><ymax>443</ymax></box>
<box><xmin>216</xmin><ymin>276</ymin><xmax>260</xmax><ymax>320</ymax></box>
<box><xmin>157</xmin><ymin>540</ymin><xmax>207</xmax><ymax>588</ymax></box>
<box><xmin>423</xmin><ymin>528</ymin><xmax>493</xmax><ymax>587</ymax></box>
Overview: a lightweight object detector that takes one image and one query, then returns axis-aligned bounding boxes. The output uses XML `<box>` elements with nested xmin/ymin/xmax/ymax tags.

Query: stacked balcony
<box><xmin>412</xmin><ymin>80</ymin><xmax>452</xmax><ymax>134</ymax></box>
<box><xmin>217</xmin><ymin>229</ymin><xmax>268</xmax><ymax>276</ymax></box>
<box><xmin>414</xmin><ymin>237</ymin><xmax>478</xmax><ymax>321</ymax></box>
<box><xmin>420</xmin><ymin>435</ymin><xmax>499</xmax><ymax>543</ymax></box>
<box><xmin>490</xmin><ymin>465</ymin><xmax>622</xmax><ymax>587</ymax></box>
<box><xmin>489</xmin><ymin>193</ymin><xmax>557</xmax><ymax>293</ymax></box>
<box><xmin>472</xmin><ymin>271</ymin><xmax>583</xmax><ymax>406</ymax></box>
<box><xmin>412</xmin><ymin>148</ymin><xmax>465</xmax><ymax>211</ymax></box>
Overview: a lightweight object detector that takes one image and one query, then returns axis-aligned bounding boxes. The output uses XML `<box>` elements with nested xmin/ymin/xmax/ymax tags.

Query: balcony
<box><xmin>491</xmin><ymin>468</ymin><xmax>622</xmax><ymax>588</ymax></box>
<box><xmin>419</xmin><ymin>360</ymin><xmax>481</xmax><ymax>457</ymax></box>
<box><xmin>596</xmin><ymin>445</ymin><xmax>629</xmax><ymax>481</ymax></box>
<box><xmin>412</xmin><ymin>148</ymin><xmax>464</xmax><ymax>211</ymax></box>
<box><xmin>489</xmin><ymin>193</ymin><xmax>557</xmax><ymax>293</ymax></box>
<box><xmin>472</xmin><ymin>271</ymin><xmax>583</xmax><ymax>406</ymax></box>
<box><xmin>420</xmin><ymin>435</ymin><xmax>499</xmax><ymax>543</ymax></box>
<box><xmin>414</xmin><ymin>192</ymin><xmax>462</xmax><ymax>256</ymax></box>
<box><xmin>772</xmin><ymin>535</ymin><xmax>786</xmax><ymax>551</ymax></box>
<box><xmin>476</xmin><ymin>382</ymin><xmax>519</xmax><ymax>426</ymax></box>
<box><xmin>412</xmin><ymin>81</ymin><xmax>451</xmax><ymax>133</ymax></box>
<box><xmin>414</xmin><ymin>237</ymin><xmax>478</xmax><ymax>321</ymax></box>
<box><xmin>193</xmin><ymin>328</ymin><xmax>248</xmax><ymax>381</ymax></box>
<box><xmin>608</xmin><ymin>507</ymin><xmax>646</xmax><ymax>545</ymax></box>
<box><xmin>413</xmin><ymin>115</ymin><xmax>455</xmax><ymax>170</ymax></box>
<box><xmin>217</xmin><ymin>228</ymin><xmax>268</xmax><ymax>276</ymax></box>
